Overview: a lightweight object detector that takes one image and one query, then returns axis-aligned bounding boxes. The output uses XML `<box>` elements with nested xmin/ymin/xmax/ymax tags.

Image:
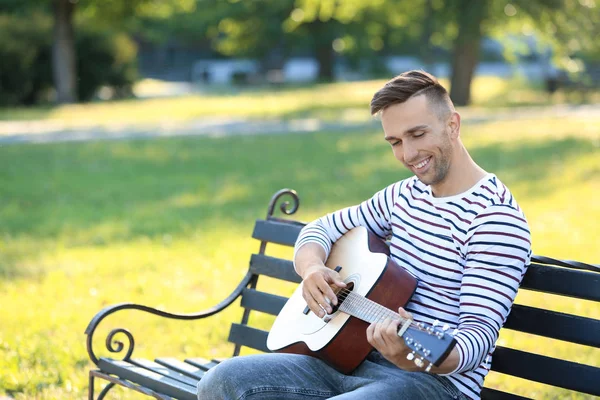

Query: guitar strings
<box><xmin>330</xmin><ymin>287</ymin><xmax>424</xmax><ymax>330</ymax></box>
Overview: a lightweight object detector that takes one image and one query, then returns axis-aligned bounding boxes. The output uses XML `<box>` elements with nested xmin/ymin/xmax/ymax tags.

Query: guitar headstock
<box><xmin>397</xmin><ymin>320</ymin><xmax>457</xmax><ymax>372</ymax></box>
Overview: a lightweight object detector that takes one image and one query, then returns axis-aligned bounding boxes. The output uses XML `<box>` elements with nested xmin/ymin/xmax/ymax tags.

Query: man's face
<box><xmin>381</xmin><ymin>95</ymin><xmax>455</xmax><ymax>187</ymax></box>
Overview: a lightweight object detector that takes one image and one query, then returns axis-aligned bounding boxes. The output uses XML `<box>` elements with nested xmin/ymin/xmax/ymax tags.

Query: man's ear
<box><xmin>448</xmin><ymin>112</ymin><xmax>461</xmax><ymax>140</ymax></box>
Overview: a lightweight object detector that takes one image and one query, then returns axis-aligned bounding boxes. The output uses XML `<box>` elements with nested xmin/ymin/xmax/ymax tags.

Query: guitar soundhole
<box><xmin>332</xmin><ymin>282</ymin><xmax>354</xmax><ymax>313</ymax></box>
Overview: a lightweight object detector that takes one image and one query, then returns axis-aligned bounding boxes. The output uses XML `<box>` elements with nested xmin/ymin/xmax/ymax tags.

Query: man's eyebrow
<box><xmin>384</xmin><ymin>124</ymin><xmax>429</xmax><ymax>141</ymax></box>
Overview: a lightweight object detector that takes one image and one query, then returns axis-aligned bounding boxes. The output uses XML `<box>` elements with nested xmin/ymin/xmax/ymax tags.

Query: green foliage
<box><xmin>0</xmin><ymin>13</ymin><xmax>138</xmax><ymax>105</ymax></box>
<box><xmin>0</xmin><ymin>13</ymin><xmax>53</xmax><ymax>105</ymax></box>
<box><xmin>488</xmin><ymin>0</ymin><xmax>600</xmax><ymax>67</ymax></box>
<box><xmin>76</xmin><ymin>28</ymin><xmax>138</xmax><ymax>101</ymax></box>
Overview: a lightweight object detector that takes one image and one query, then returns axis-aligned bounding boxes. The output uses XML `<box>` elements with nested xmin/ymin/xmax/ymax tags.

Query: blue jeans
<box><xmin>197</xmin><ymin>351</ymin><xmax>466</xmax><ymax>399</ymax></box>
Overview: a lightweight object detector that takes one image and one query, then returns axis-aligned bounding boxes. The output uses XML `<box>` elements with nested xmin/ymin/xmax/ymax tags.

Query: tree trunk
<box><xmin>310</xmin><ymin>21</ymin><xmax>335</xmax><ymax>82</ymax></box>
<box><xmin>420</xmin><ymin>0</ymin><xmax>434</xmax><ymax>72</ymax></box>
<box><xmin>52</xmin><ymin>0</ymin><xmax>77</xmax><ymax>104</ymax></box>
<box><xmin>449</xmin><ymin>0</ymin><xmax>488</xmax><ymax>106</ymax></box>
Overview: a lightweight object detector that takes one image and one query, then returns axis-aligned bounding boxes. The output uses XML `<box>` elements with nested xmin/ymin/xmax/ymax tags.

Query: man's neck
<box><xmin>431</xmin><ymin>148</ymin><xmax>487</xmax><ymax>198</ymax></box>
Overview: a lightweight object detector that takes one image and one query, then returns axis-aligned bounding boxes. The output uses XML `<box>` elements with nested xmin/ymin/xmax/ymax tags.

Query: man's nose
<box><xmin>403</xmin><ymin>143</ymin><xmax>418</xmax><ymax>162</ymax></box>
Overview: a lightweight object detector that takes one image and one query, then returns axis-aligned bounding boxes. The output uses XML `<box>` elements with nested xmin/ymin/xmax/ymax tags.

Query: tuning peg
<box><xmin>432</xmin><ymin>319</ymin><xmax>440</xmax><ymax>327</ymax></box>
<box><xmin>406</xmin><ymin>351</ymin><xmax>416</xmax><ymax>361</ymax></box>
<box><xmin>442</xmin><ymin>324</ymin><xmax>450</xmax><ymax>331</ymax></box>
<box><xmin>425</xmin><ymin>363</ymin><xmax>433</xmax><ymax>372</ymax></box>
<box><xmin>452</xmin><ymin>329</ymin><xmax>459</xmax><ymax>336</ymax></box>
<box><xmin>414</xmin><ymin>357</ymin><xmax>425</xmax><ymax>368</ymax></box>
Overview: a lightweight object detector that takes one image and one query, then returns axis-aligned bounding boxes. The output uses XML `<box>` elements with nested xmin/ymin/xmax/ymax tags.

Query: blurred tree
<box><xmin>501</xmin><ymin>0</ymin><xmax>600</xmax><ymax>69</ymax></box>
<box><xmin>141</xmin><ymin>0</ymin><xmax>599</xmax><ymax>100</ymax></box>
<box><xmin>283</xmin><ymin>0</ymin><xmax>426</xmax><ymax>81</ymax></box>
<box><xmin>445</xmin><ymin>0</ymin><xmax>490</xmax><ymax>106</ymax></box>
<box><xmin>0</xmin><ymin>12</ymin><xmax>138</xmax><ymax>106</ymax></box>
<box><xmin>440</xmin><ymin>0</ymin><xmax>600</xmax><ymax>105</ymax></box>
<box><xmin>0</xmin><ymin>12</ymin><xmax>53</xmax><ymax>105</ymax></box>
<box><xmin>134</xmin><ymin>0</ymin><xmax>430</xmax><ymax>82</ymax></box>
<box><xmin>4</xmin><ymin>0</ymin><xmax>596</xmax><ymax>103</ymax></box>
<box><xmin>53</xmin><ymin>0</ymin><xmax>76</xmax><ymax>104</ymax></box>
<box><xmin>0</xmin><ymin>0</ymin><xmax>194</xmax><ymax>104</ymax></box>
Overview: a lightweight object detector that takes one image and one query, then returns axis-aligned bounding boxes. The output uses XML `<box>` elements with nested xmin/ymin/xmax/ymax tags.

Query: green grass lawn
<box><xmin>1</xmin><ymin>76</ymin><xmax>598</xmax><ymax>128</ymax></box>
<box><xmin>0</xmin><ymin>107</ymin><xmax>599</xmax><ymax>398</ymax></box>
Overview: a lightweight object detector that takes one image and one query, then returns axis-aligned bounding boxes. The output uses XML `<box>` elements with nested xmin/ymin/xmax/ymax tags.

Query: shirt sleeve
<box><xmin>293</xmin><ymin>182</ymin><xmax>400</xmax><ymax>271</ymax></box>
<box><xmin>450</xmin><ymin>204</ymin><xmax>532</xmax><ymax>374</ymax></box>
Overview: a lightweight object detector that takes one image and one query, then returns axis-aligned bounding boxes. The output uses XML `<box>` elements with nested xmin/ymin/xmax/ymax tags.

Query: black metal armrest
<box><xmin>531</xmin><ymin>254</ymin><xmax>600</xmax><ymax>273</ymax></box>
<box><xmin>85</xmin><ymin>188</ymin><xmax>301</xmax><ymax>368</ymax></box>
<box><xmin>85</xmin><ymin>271</ymin><xmax>254</xmax><ymax>366</ymax></box>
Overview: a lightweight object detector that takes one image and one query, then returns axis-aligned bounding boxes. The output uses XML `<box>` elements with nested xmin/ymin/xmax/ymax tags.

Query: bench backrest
<box><xmin>228</xmin><ymin>190</ymin><xmax>600</xmax><ymax>400</ymax></box>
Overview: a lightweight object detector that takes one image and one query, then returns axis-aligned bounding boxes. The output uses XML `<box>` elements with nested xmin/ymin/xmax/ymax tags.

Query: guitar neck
<box><xmin>338</xmin><ymin>291</ymin><xmax>408</xmax><ymax>325</ymax></box>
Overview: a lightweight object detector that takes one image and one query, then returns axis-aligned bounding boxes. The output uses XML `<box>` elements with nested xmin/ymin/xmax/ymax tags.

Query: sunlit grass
<box><xmin>0</xmin><ymin>111</ymin><xmax>599</xmax><ymax>399</ymax></box>
<box><xmin>1</xmin><ymin>76</ymin><xmax>598</xmax><ymax>128</ymax></box>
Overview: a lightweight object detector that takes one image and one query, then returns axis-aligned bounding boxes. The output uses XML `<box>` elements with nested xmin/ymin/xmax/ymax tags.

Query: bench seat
<box><xmin>85</xmin><ymin>189</ymin><xmax>600</xmax><ymax>400</ymax></box>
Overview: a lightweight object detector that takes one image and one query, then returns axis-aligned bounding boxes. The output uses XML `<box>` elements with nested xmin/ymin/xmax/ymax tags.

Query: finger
<box><xmin>366</xmin><ymin>323</ymin><xmax>375</xmax><ymax>344</ymax></box>
<box><xmin>369</xmin><ymin>323</ymin><xmax>384</xmax><ymax>348</ymax></box>
<box><xmin>322</xmin><ymin>270</ymin><xmax>346</xmax><ymax>297</ymax></box>
<box><xmin>316</xmin><ymin>280</ymin><xmax>337</xmax><ymax>310</ymax></box>
<box><xmin>382</xmin><ymin>318</ymin><xmax>401</xmax><ymax>346</ymax></box>
<box><xmin>302</xmin><ymin>283</ymin><xmax>327</xmax><ymax>317</ymax></box>
<box><xmin>372</xmin><ymin>321</ymin><xmax>386</xmax><ymax>345</ymax></box>
<box><xmin>386</xmin><ymin>317</ymin><xmax>400</xmax><ymax>331</ymax></box>
<box><xmin>309</xmin><ymin>282</ymin><xmax>333</xmax><ymax>314</ymax></box>
<box><xmin>303</xmin><ymin>290</ymin><xmax>325</xmax><ymax>317</ymax></box>
<box><xmin>378</xmin><ymin>318</ymin><xmax>393</xmax><ymax>344</ymax></box>
<box><xmin>329</xmin><ymin>271</ymin><xmax>347</xmax><ymax>288</ymax></box>
<box><xmin>386</xmin><ymin>319</ymin><xmax>401</xmax><ymax>339</ymax></box>
<box><xmin>397</xmin><ymin>307</ymin><xmax>413</xmax><ymax>321</ymax></box>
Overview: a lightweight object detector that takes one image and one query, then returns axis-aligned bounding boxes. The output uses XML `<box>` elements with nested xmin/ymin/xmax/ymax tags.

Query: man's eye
<box><xmin>414</xmin><ymin>133</ymin><xmax>424</xmax><ymax>138</ymax></box>
<box><xmin>391</xmin><ymin>141</ymin><xmax>401</xmax><ymax>146</ymax></box>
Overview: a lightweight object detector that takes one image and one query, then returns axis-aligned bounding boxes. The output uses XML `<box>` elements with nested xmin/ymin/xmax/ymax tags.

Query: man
<box><xmin>197</xmin><ymin>70</ymin><xmax>531</xmax><ymax>400</ymax></box>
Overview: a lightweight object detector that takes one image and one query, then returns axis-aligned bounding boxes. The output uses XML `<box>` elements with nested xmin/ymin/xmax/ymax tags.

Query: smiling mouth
<box><xmin>411</xmin><ymin>156</ymin><xmax>431</xmax><ymax>171</ymax></box>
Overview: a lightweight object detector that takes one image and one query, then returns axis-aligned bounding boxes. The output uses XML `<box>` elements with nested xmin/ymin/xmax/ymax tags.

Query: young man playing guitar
<box><xmin>197</xmin><ymin>70</ymin><xmax>531</xmax><ymax>400</ymax></box>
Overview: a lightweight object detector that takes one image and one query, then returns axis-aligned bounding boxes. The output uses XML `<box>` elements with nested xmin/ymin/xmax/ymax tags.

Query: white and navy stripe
<box><xmin>294</xmin><ymin>174</ymin><xmax>531</xmax><ymax>400</ymax></box>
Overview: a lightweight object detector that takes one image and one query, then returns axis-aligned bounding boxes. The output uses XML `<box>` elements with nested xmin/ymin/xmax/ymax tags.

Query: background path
<box><xmin>0</xmin><ymin>103</ymin><xmax>599</xmax><ymax>145</ymax></box>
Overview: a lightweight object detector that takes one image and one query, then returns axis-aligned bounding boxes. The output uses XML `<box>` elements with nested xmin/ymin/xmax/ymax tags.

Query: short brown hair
<box><xmin>370</xmin><ymin>70</ymin><xmax>453</xmax><ymax>118</ymax></box>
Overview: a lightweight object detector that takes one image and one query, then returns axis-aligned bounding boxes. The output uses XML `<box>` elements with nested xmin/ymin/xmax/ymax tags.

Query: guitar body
<box><xmin>267</xmin><ymin>227</ymin><xmax>418</xmax><ymax>374</ymax></box>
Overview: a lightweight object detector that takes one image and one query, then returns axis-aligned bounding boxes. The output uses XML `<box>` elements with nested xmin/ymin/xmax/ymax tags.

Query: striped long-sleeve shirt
<box><xmin>294</xmin><ymin>174</ymin><xmax>532</xmax><ymax>400</ymax></box>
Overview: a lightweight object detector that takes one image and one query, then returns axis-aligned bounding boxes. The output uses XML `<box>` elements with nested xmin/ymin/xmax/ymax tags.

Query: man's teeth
<box><xmin>414</xmin><ymin>158</ymin><xmax>430</xmax><ymax>169</ymax></box>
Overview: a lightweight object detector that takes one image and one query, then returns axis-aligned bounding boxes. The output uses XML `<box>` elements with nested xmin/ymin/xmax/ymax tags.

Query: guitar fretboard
<box><xmin>338</xmin><ymin>291</ymin><xmax>408</xmax><ymax>325</ymax></box>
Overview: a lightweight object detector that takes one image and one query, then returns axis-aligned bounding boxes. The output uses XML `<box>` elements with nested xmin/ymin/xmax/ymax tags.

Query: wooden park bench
<box><xmin>84</xmin><ymin>189</ymin><xmax>600</xmax><ymax>400</ymax></box>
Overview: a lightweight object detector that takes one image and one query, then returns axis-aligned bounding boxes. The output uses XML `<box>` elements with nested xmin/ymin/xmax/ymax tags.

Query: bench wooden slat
<box><xmin>155</xmin><ymin>358</ymin><xmax>206</xmax><ymax>380</ymax></box>
<box><xmin>252</xmin><ymin>219</ymin><xmax>303</xmax><ymax>247</ymax></box>
<box><xmin>98</xmin><ymin>358</ymin><xmax>197</xmax><ymax>400</ymax></box>
<box><xmin>184</xmin><ymin>357</ymin><xmax>220</xmax><ymax>371</ymax></box>
<box><xmin>131</xmin><ymin>358</ymin><xmax>199</xmax><ymax>386</ymax></box>
<box><xmin>521</xmin><ymin>264</ymin><xmax>600</xmax><ymax>301</ymax></box>
<box><xmin>481</xmin><ymin>387</ymin><xmax>531</xmax><ymax>400</ymax></box>
<box><xmin>490</xmin><ymin>347</ymin><xmax>600</xmax><ymax>396</ymax></box>
<box><xmin>228</xmin><ymin>323</ymin><xmax>270</xmax><ymax>353</ymax></box>
<box><xmin>504</xmin><ymin>305</ymin><xmax>600</xmax><ymax>347</ymax></box>
<box><xmin>241</xmin><ymin>288</ymin><xmax>288</xmax><ymax>315</ymax></box>
<box><xmin>250</xmin><ymin>253</ymin><xmax>301</xmax><ymax>283</ymax></box>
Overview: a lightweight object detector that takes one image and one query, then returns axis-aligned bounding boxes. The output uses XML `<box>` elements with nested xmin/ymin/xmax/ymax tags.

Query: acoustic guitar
<box><xmin>267</xmin><ymin>226</ymin><xmax>457</xmax><ymax>373</ymax></box>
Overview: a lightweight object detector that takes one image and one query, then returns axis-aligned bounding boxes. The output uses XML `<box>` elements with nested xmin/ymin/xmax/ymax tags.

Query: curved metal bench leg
<box><xmin>89</xmin><ymin>370</ymin><xmax>117</xmax><ymax>400</ymax></box>
<box><xmin>97</xmin><ymin>382</ymin><xmax>116</xmax><ymax>400</ymax></box>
